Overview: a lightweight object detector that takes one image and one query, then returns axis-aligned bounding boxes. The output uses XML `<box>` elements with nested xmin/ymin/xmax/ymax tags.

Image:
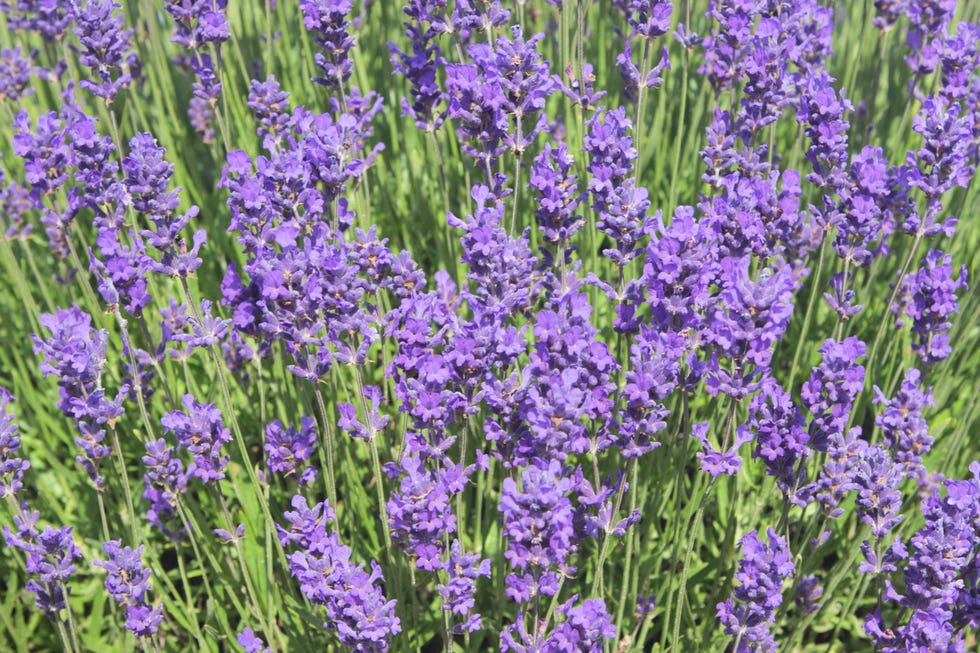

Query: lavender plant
<box><xmin>0</xmin><ymin>1</ymin><xmax>979</xmax><ymax>652</ymax></box>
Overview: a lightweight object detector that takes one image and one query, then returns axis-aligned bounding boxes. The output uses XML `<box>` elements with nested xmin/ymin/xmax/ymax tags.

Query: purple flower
<box><xmin>717</xmin><ymin>528</ymin><xmax>794</xmax><ymax>651</ymax></box>
<box><xmin>12</xmin><ymin>108</ymin><xmax>75</xmax><ymax>256</ymax></box>
<box><xmin>123</xmin><ymin>133</ymin><xmax>205</xmax><ymax>277</ymax></box>
<box><xmin>300</xmin><ymin>0</ymin><xmax>355</xmax><ymax>91</ymax></box>
<box><xmin>854</xmin><ymin>446</ymin><xmax>904</xmax><ymax>537</ymax></box>
<box><xmin>0</xmin><ymin>47</ymin><xmax>35</xmax><ymax>102</ymax></box>
<box><xmin>747</xmin><ymin>380</ymin><xmax>811</xmax><ymax>505</ymax></box>
<box><xmin>873</xmin><ymin>0</ymin><xmax>906</xmax><ymax>31</ymax></box>
<box><xmin>548</xmin><ymin>597</ymin><xmax>617</xmax><ymax>652</ymax></box>
<box><xmin>835</xmin><ymin>145</ymin><xmax>891</xmax><ymax>267</ymax></box>
<box><xmin>499</xmin><ymin>460</ymin><xmax>577</xmax><ymax>603</ymax></box>
<box><xmin>875</xmin><ymin>368</ymin><xmax>934</xmax><ymax>476</ymax></box>
<box><xmin>616</xmin><ymin>41</ymin><xmax>670</xmax><ymax>103</ymax></box>
<box><xmin>68</xmin><ymin>0</ymin><xmax>139</xmax><ymax>102</ymax></box>
<box><xmin>94</xmin><ymin>541</ymin><xmax>162</xmax><ymax>637</ymax></box>
<box><xmin>0</xmin><ymin>0</ymin><xmax>70</xmax><ymax>41</ymax></box>
<box><xmin>386</xmin><ymin>453</ymin><xmax>457</xmax><ymax>571</ymax></box>
<box><xmin>0</xmin><ymin>389</ymin><xmax>30</xmax><ymax>499</ymax></box>
<box><xmin>389</xmin><ymin>2</ymin><xmax>447</xmax><ymax>131</ymax></box>
<box><xmin>164</xmin><ymin>1</ymin><xmax>229</xmax><ymax>141</ymax></box>
<box><xmin>824</xmin><ymin>271</ymin><xmax>863</xmax><ymax>321</ymax></box>
<box><xmin>801</xmin><ymin>337</ymin><xmax>866</xmax><ymax>452</ymax></box>
<box><xmin>247</xmin><ymin>76</ymin><xmax>293</xmax><ymax>150</ymax></box>
<box><xmin>32</xmin><ymin>305</ymin><xmax>123</xmax><ymax>490</ymax></box>
<box><xmin>165</xmin><ymin>0</ymin><xmax>229</xmax><ymax>48</ymax></box>
<box><xmin>693</xmin><ymin>421</ymin><xmax>753</xmax><ymax>478</ymax></box>
<box><xmin>894</xmin><ymin>249</ymin><xmax>967</xmax><ymax>365</ymax></box>
<box><xmin>278</xmin><ymin>495</ymin><xmax>401</xmax><ymax>652</ymax></box>
<box><xmin>161</xmin><ymin>394</ymin><xmax>231</xmax><ymax>482</ymax></box>
<box><xmin>814</xmin><ymin>427</ymin><xmax>867</xmax><ymax>518</ymax></box>
<box><xmin>447</xmin><ymin>184</ymin><xmax>538</xmax><ymax>320</ymax></box>
<box><xmin>264</xmin><ymin>416</ymin><xmax>317</xmax><ymax>485</ymax></box>
<box><xmin>7</xmin><ymin>524</ymin><xmax>83</xmax><ymax>620</ymax></box>
<box><xmin>529</xmin><ymin>142</ymin><xmax>585</xmax><ymax>249</ymax></box>
<box><xmin>142</xmin><ymin>439</ymin><xmax>189</xmax><ymax>540</ymax></box>
<box><xmin>906</xmin><ymin>96</ymin><xmax>974</xmax><ymax>202</ymax></box>
<box><xmin>437</xmin><ymin>539</ymin><xmax>491</xmax><ymax>633</ymax></box>
<box><xmin>797</xmin><ymin>70</ymin><xmax>852</xmax><ymax>193</ymax></box>
<box><xmin>555</xmin><ymin>62</ymin><xmax>606</xmax><ymax>110</ymax></box>
<box><xmin>584</xmin><ymin>106</ymin><xmax>650</xmax><ymax>266</ymax></box>
<box><xmin>643</xmin><ymin>206</ymin><xmax>719</xmax><ymax>335</ymax></box>
<box><xmin>238</xmin><ymin>628</ymin><xmax>272</xmax><ymax>653</ymax></box>
<box><xmin>866</xmin><ymin>464</ymin><xmax>979</xmax><ymax>652</ymax></box>
<box><xmin>706</xmin><ymin>258</ymin><xmax>797</xmax><ymax>398</ymax></box>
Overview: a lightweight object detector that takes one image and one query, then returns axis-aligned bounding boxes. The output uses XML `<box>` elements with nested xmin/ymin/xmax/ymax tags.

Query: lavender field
<box><xmin>1</xmin><ymin>1</ymin><xmax>979</xmax><ymax>651</ymax></box>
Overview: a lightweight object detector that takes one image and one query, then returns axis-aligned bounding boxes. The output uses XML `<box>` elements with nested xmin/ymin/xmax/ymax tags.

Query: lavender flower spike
<box><xmin>717</xmin><ymin>528</ymin><xmax>794</xmax><ymax>651</ymax></box>
<box><xmin>0</xmin><ymin>389</ymin><xmax>30</xmax><ymax>499</ymax></box>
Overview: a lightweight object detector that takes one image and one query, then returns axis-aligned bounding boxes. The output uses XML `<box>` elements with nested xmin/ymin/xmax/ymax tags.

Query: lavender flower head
<box><xmin>142</xmin><ymin>438</ymin><xmax>189</xmax><ymax>541</ymax></box>
<box><xmin>0</xmin><ymin>47</ymin><xmax>35</xmax><ymax>102</ymax></box>
<box><xmin>801</xmin><ymin>337</ymin><xmax>866</xmax><ymax>452</ymax></box>
<box><xmin>717</xmin><ymin>528</ymin><xmax>794</xmax><ymax>651</ymax></box>
<box><xmin>264</xmin><ymin>416</ymin><xmax>318</xmax><ymax>485</ymax></box>
<box><xmin>894</xmin><ymin>249</ymin><xmax>967</xmax><ymax>364</ymax></box>
<box><xmin>277</xmin><ymin>495</ymin><xmax>401</xmax><ymax>652</ymax></box>
<box><xmin>499</xmin><ymin>460</ymin><xmax>577</xmax><ymax>603</ymax></box>
<box><xmin>161</xmin><ymin>394</ymin><xmax>231</xmax><ymax>482</ymax></box>
<box><xmin>32</xmin><ymin>305</ymin><xmax>123</xmax><ymax>490</ymax></box>
<box><xmin>68</xmin><ymin>0</ymin><xmax>139</xmax><ymax>103</ymax></box>
<box><xmin>300</xmin><ymin>0</ymin><xmax>356</xmax><ymax>91</ymax></box>
<box><xmin>94</xmin><ymin>541</ymin><xmax>163</xmax><ymax>637</ymax></box>
<box><xmin>6</xmin><ymin>524</ymin><xmax>83</xmax><ymax>620</ymax></box>
<box><xmin>0</xmin><ymin>389</ymin><xmax>30</xmax><ymax>499</ymax></box>
<box><xmin>875</xmin><ymin>368</ymin><xmax>934</xmax><ymax>475</ymax></box>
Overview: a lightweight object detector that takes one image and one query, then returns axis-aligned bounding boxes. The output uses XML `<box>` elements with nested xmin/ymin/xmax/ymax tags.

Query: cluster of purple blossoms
<box><xmin>385</xmin><ymin>449</ymin><xmax>489</xmax><ymax>632</ymax></box>
<box><xmin>706</xmin><ymin>257</ymin><xmax>797</xmax><ymax>398</ymax></box>
<box><xmin>814</xmin><ymin>426</ymin><xmax>868</xmax><ymax>519</ymax></box>
<box><xmin>893</xmin><ymin>249</ymin><xmax>967</xmax><ymax>364</ymax></box>
<box><xmin>746</xmin><ymin>380</ymin><xmax>811</xmax><ymax>505</ymax></box>
<box><xmin>800</xmin><ymin>337</ymin><xmax>866</xmax><ymax>452</ymax></box>
<box><xmin>142</xmin><ymin>438</ymin><xmax>189</xmax><ymax>541</ymax></box>
<box><xmin>300</xmin><ymin>0</ymin><xmax>356</xmax><ymax>92</ymax></box>
<box><xmin>717</xmin><ymin>528</ymin><xmax>795</xmax><ymax>651</ymax></box>
<box><xmin>499</xmin><ymin>460</ymin><xmax>577</xmax><ymax>603</ymax></box>
<box><xmin>68</xmin><ymin>0</ymin><xmax>139</xmax><ymax>103</ymax></box>
<box><xmin>501</xmin><ymin>595</ymin><xmax>616</xmax><ymax>653</ymax></box>
<box><xmin>164</xmin><ymin>0</ymin><xmax>229</xmax><ymax>142</ymax></box>
<box><xmin>865</xmin><ymin>464</ymin><xmax>980</xmax><ymax>652</ymax></box>
<box><xmin>614</xmin><ymin>2</ymin><xmax>671</xmax><ymax>103</ymax></box>
<box><xmin>94</xmin><ymin>542</ymin><xmax>163</xmax><ymax>637</ymax></box>
<box><xmin>0</xmin><ymin>46</ymin><xmax>35</xmax><ymax>102</ymax></box>
<box><xmin>445</xmin><ymin>25</ymin><xmax>552</xmax><ymax>175</ymax></box>
<box><xmin>11</xmin><ymin>107</ymin><xmax>79</xmax><ymax>258</ymax></box>
<box><xmin>263</xmin><ymin>416</ymin><xmax>318</xmax><ymax>485</ymax></box>
<box><xmin>161</xmin><ymin>394</ymin><xmax>231</xmax><ymax>482</ymax></box>
<box><xmin>0</xmin><ymin>0</ymin><xmax>70</xmax><ymax>42</ymax></box>
<box><xmin>642</xmin><ymin>206</ymin><xmax>718</xmax><ymax>337</ymax></box>
<box><xmin>123</xmin><ymin>133</ymin><xmax>206</xmax><ymax>279</ymax></box>
<box><xmin>389</xmin><ymin>1</ymin><xmax>448</xmax><ymax>131</ymax></box>
<box><xmin>904</xmin><ymin>96</ymin><xmax>974</xmax><ymax>236</ymax></box>
<box><xmin>238</xmin><ymin>628</ymin><xmax>273</xmax><ymax>653</ymax></box>
<box><xmin>904</xmin><ymin>0</ymin><xmax>957</xmax><ymax>78</ymax></box>
<box><xmin>874</xmin><ymin>368</ymin><xmax>934</xmax><ymax>476</ymax></box>
<box><xmin>0</xmin><ymin>390</ymin><xmax>30</xmax><ymax>499</ymax></box>
<box><xmin>277</xmin><ymin>495</ymin><xmax>401</xmax><ymax>652</ymax></box>
<box><xmin>32</xmin><ymin>306</ymin><xmax>124</xmax><ymax>490</ymax></box>
<box><xmin>5</xmin><ymin>520</ymin><xmax>83</xmax><ymax>621</ymax></box>
<box><xmin>529</xmin><ymin>142</ymin><xmax>586</xmax><ymax>256</ymax></box>
<box><xmin>584</xmin><ymin>106</ymin><xmax>650</xmax><ymax>266</ymax></box>
<box><xmin>221</xmin><ymin>76</ymin><xmax>388</xmax><ymax>379</ymax></box>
